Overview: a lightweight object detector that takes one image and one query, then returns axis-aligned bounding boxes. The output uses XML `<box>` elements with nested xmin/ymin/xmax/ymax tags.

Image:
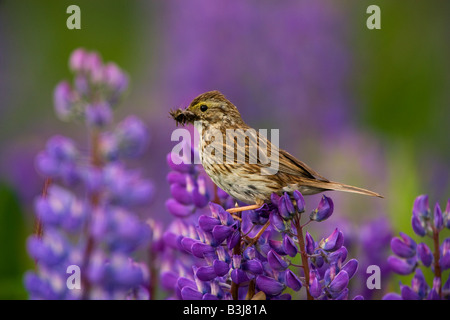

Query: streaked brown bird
<box><xmin>170</xmin><ymin>90</ymin><xmax>382</xmax><ymax>213</ymax></box>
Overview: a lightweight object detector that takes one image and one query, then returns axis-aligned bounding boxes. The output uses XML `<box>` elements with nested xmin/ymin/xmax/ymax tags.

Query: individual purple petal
<box><xmin>191</xmin><ymin>242</ymin><xmax>215</xmax><ymax>259</ymax></box>
<box><xmin>214</xmin><ymin>204</ymin><xmax>234</xmax><ymax>226</ymax></box>
<box><xmin>212</xmin><ymin>225</ymin><xmax>234</xmax><ymax>244</ymax></box>
<box><xmin>293</xmin><ymin>190</ymin><xmax>305</xmax><ymax>213</ymax></box>
<box><xmin>167</xmin><ymin>171</ymin><xmax>188</xmax><ymax>186</ymax></box>
<box><xmin>267</xmin><ymin>250</ymin><xmax>288</xmax><ymax>271</ymax></box>
<box><xmin>213</xmin><ymin>260</ymin><xmax>230</xmax><ymax>277</ymax></box>
<box><xmin>170</xmin><ymin>183</ymin><xmax>192</xmax><ymax>205</ymax></box>
<box><xmin>192</xmin><ymin>176</ymin><xmax>209</xmax><ymax>208</ymax></box>
<box><xmin>227</xmin><ymin>229</ymin><xmax>240</xmax><ymax>250</ymax></box>
<box><xmin>328</xmin><ymin>246</ymin><xmax>348</xmax><ymax>264</ymax></box>
<box><xmin>256</xmin><ymin>275</ymin><xmax>285</xmax><ymax>296</ymax></box>
<box><xmin>269</xmin><ymin>211</ymin><xmax>286</xmax><ymax>232</ymax></box>
<box><xmin>283</xmin><ymin>234</ymin><xmax>297</xmax><ymax>257</ymax></box>
<box><xmin>320</xmin><ymin>228</ymin><xmax>344</xmax><ymax>252</ymax></box>
<box><xmin>243</xmin><ymin>247</ymin><xmax>256</xmax><ymax>260</ymax></box>
<box><xmin>231</xmin><ymin>269</ymin><xmax>249</xmax><ymax>285</ymax></box>
<box><xmin>305</xmin><ymin>231</ymin><xmax>315</xmax><ymax>255</ymax></box>
<box><xmin>309</xmin><ymin>271</ymin><xmax>322</xmax><ymax>298</ymax></box>
<box><xmin>388</xmin><ymin>256</ymin><xmax>416</xmax><ymax>275</ymax></box>
<box><xmin>202</xmin><ymin>293</ymin><xmax>219</xmax><ymax>300</ymax></box>
<box><xmin>196</xmin><ymin>266</ymin><xmax>217</xmax><ymax>281</ymax></box>
<box><xmin>382</xmin><ymin>292</ymin><xmax>403</xmax><ymax>300</ymax></box>
<box><xmin>285</xmin><ymin>270</ymin><xmax>302</xmax><ymax>291</ymax></box>
<box><xmin>444</xmin><ymin>199</ymin><xmax>450</xmax><ymax>229</ymax></box>
<box><xmin>333</xmin><ymin>288</ymin><xmax>349</xmax><ymax>300</ymax></box>
<box><xmin>427</xmin><ymin>289</ymin><xmax>440</xmax><ymax>300</ymax></box>
<box><xmin>391</xmin><ymin>234</ymin><xmax>416</xmax><ymax>258</ymax></box>
<box><xmin>242</xmin><ymin>259</ymin><xmax>263</xmax><ymax>275</ymax></box>
<box><xmin>268</xmin><ymin>239</ymin><xmax>286</xmax><ymax>256</ymax></box>
<box><xmin>310</xmin><ymin>195</ymin><xmax>334</xmax><ymax>222</ymax></box>
<box><xmin>181</xmin><ymin>286</ymin><xmax>203</xmax><ymax>300</ymax></box>
<box><xmin>434</xmin><ymin>203</ymin><xmax>443</xmax><ymax>231</ymax></box>
<box><xmin>198</xmin><ymin>215</ymin><xmax>220</xmax><ymax>232</ymax></box>
<box><xmin>411</xmin><ymin>215</ymin><xmax>426</xmax><ymax>237</ymax></box>
<box><xmin>440</xmin><ymin>252</ymin><xmax>450</xmax><ymax>270</ymax></box>
<box><xmin>270</xmin><ymin>193</ymin><xmax>281</xmax><ymax>205</ymax></box>
<box><xmin>166</xmin><ymin>153</ymin><xmax>193</xmax><ymax>173</ymax></box>
<box><xmin>177</xmin><ymin>277</ymin><xmax>197</xmax><ymax>290</ymax></box>
<box><xmin>413</xmin><ymin>195</ymin><xmax>430</xmax><ymax>218</ymax></box>
<box><xmin>163</xmin><ymin>231</ymin><xmax>182</xmax><ymax>250</ymax></box>
<box><xmin>427</xmin><ymin>277</ymin><xmax>441</xmax><ymax>300</ymax></box>
<box><xmin>328</xmin><ymin>270</ymin><xmax>349</xmax><ymax>293</ymax></box>
<box><xmin>341</xmin><ymin>259</ymin><xmax>358</xmax><ymax>279</ymax></box>
<box><xmin>69</xmin><ymin>48</ymin><xmax>86</xmax><ymax>72</ymax></box>
<box><xmin>165</xmin><ymin>198</ymin><xmax>195</xmax><ymax>217</ymax></box>
<box><xmin>400</xmin><ymin>285</ymin><xmax>421</xmax><ymax>300</ymax></box>
<box><xmin>417</xmin><ymin>243</ymin><xmax>433</xmax><ymax>267</ymax></box>
<box><xmin>411</xmin><ymin>268</ymin><xmax>428</xmax><ymax>299</ymax></box>
<box><xmin>353</xmin><ymin>295</ymin><xmax>364</xmax><ymax>300</ymax></box>
<box><xmin>103</xmin><ymin>62</ymin><xmax>128</xmax><ymax>93</ymax></box>
<box><xmin>278</xmin><ymin>193</ymin><xmax>295</xmax><ymax>220</ymax></box>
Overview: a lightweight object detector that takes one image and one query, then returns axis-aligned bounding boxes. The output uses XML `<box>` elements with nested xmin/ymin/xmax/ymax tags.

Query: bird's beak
<box><xmin>169</xmin><ymin>108</ymin><xmax>197</xmax><ymax>126</ymax></box>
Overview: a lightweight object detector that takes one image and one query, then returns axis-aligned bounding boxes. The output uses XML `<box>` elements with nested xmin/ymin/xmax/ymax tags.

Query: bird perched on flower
<box><xmin>170</xmin><ymin>91</ymin><xmax>382</xmax><ymax>212</ymax></box>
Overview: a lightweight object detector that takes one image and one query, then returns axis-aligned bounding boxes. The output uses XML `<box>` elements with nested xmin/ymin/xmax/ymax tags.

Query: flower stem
<box><xmin>294</xmin><ymin>216</ymin><xmax>313</xmax><ymax>300</ymax></box>
<box><xmin>231</xmin><ymin>212</ymin><xmax>242</xmax><ymax>300</ymax></box>
<box><xmin>432</xmin><ymin>228</ymin><xmax>442</xmax><ymax>297</ymax></box>
<box><xmin>148</xmin><ymin>248</ymin><xmax>158</xmax><ymax>300</ymax></box>
<box><xmin>33</xmin><ymin>177</ymin><xmax>52</xmax><ymax>269</ymax></box>
<box><xmin>34</xmin><ymin>177</ymin><xmax>52</xmax><ymax>240</ymax></box>
<box><xmin>81</xmin><ymin>128</ymin><xmax>102</xmax><ymax>299</ymax></box>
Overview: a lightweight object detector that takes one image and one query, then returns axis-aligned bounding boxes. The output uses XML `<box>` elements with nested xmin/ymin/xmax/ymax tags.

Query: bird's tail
<box><xmin>324</xmin><ymin>181</ymin><xmax>383</xmax><ymax>198</ymax></box>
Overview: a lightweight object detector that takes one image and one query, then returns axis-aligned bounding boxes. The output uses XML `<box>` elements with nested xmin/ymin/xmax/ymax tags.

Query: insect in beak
<box><xmin>169</xmin><ymin>108</ymin><xmax>196</xmax><ymax>126</ymax></box>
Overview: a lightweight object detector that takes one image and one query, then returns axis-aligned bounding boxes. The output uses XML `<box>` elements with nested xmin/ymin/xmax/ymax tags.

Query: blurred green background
<box><xmin>0</xmin><ymin>0</ymin><xmax>448</xmax><ymax>299</ymax></box>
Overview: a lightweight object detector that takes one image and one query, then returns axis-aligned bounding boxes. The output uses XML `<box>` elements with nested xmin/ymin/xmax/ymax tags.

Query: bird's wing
<box><xmin>219</xmin><ymin>129</ymin><xmax>329</xmax><ymax>182</ymax></box>
<box><xmin>275</xmin><ymin>148</ymin><xmax>330</xmax><ymax>182</ymax></box>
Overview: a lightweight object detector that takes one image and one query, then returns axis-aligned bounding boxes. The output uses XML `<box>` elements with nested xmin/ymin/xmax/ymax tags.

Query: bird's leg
<box><xmin>226</xmin><ymin>200</ymin><xmax>264</xmax><ymax>214</ymax></box>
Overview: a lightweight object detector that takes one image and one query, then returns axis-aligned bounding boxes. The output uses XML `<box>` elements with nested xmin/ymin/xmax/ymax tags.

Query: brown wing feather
<box><xmin>277</xmin><ymin>149</ymin><xmax>330</xmax><ymax>182</ymax></box>
<box><xmin>229</xmin><ymin>128</ymin><xmax>330</xmax><ymax>182</ymax></box>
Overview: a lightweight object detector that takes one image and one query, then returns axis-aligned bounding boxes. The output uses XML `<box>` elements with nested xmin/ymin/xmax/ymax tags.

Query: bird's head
<box><xmin>170</xmin><ymin>90</ymin><xmax>245</xmax><ymax>128</ymax></box>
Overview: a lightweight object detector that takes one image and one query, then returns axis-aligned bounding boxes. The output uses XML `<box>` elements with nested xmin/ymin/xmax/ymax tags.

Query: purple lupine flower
<box><xmin>161</xmin><ymin>183</ymin><xmax>359</xmax><ymax>300</ymax></box>
<box><xmin>434</xmin><ymin>203</ymin><xmax>443</xmax><ymax>232</ymax></box>
<box><xmin>441</xmin><ymin>238</ymin><xmax>450</xmax><ymax>270</ymax></box>
<box><xmin>417</xmin><ymin>243</ymin><xmax>433</xmax><ymax>267</ymax></box>
<box><xmin>443</xmin><ymin>199</ymin><xmax>450</xmax><ymax>229</ymax></box>
<box><xmin>85</xmin><ymin>102</ymin><xmax>113</xmax><ymax>127</ymax></box>
<box><xmin>25</xmin><ymin>49</ymin><xmax>154</xmax><ymax>300</ymax></box>
<box><xmin>384</xmin><ymin>195</ymin><xmax>450</xmax><ymax>300</ymax></box>
<box><xmin>413</xmin><ymin>195</ymin><xmax>430</xmax><ymax>218</ymax></box>
<box><xmin>165</xmin><ymin>146</ymin><xmax>210</xmax><ymax>219</ymax></box>
<box><xmin>390</xmin><ymin>233</ymin><xmax>416</xmax><ymax>259</ymax></box>
<box><xmin>53</xmin><ymin>81</ymin><xmax>75</xmax><ymax>121</ymax></box>
<box><xmin>387</xmin><ymin>256</ymin><xmax>416</xmax><ymax>275</ymax></box>
<box><xmin>320</xmin><ymin>228</ymin><xmax>344</xmax><ymax>252</ymax></box>
<box><xmin>310</xmin><ymin>195</ymin><xmax>334</xmax><ymax>222</ymax></box>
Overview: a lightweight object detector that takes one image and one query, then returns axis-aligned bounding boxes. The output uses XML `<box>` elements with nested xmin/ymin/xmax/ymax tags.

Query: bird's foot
<box><xmin>226</xmin><ymin>203</ymin><xmax>263</xmax><ymax>214</ymax></box>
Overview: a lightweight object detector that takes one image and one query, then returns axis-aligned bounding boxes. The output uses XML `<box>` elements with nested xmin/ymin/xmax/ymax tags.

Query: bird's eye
<box><xmin>200</xmin><ymin>104</ymin><xmax>208</xmax><ymax>112</ymax></box>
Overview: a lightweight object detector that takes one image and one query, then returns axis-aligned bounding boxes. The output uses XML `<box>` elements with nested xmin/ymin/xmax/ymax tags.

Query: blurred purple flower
<box><xmin>25</xmin><ymin>49</ymin><xmax>154</xmax><ymax>300</ymax></box>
